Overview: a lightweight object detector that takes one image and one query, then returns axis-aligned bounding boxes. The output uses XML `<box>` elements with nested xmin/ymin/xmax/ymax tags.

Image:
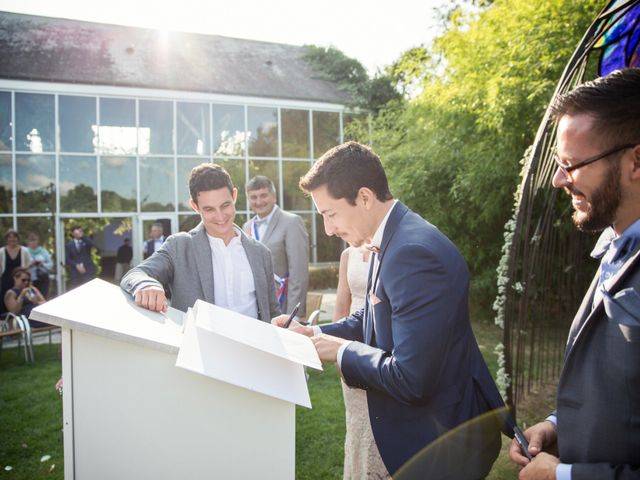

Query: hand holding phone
<box><xmin>513</xmin><ymin>425</ymin><xmax>533</xmax><ymax>460</ymax></box>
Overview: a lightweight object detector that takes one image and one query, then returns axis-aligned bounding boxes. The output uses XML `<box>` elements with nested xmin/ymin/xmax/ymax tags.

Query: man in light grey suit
<box><xmin>243</xmin><ymin>176</ymin><xmax>309</xmax><ymax>317</ymax></box>
<box><xmin>121</xmin><ymin>164</ymin><xmax>280</xmax><ymax>321</ymax></box>
<box><xmin>509</xmin><ymin>68</ymin><xmax>640</xmax><ymax>479</ymax></box>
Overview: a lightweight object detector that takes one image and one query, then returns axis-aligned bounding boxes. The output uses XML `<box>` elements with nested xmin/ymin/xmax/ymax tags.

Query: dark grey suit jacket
<box><xmin>121</xmin><ymin>223</ymin><xmax>281</xmax><ymax>321</ymax></box>
<box><xmin>556</xmin><ymin>237</ymin><xmax>640</xmax><ymax>479</ymax></box>
<box><xmin>243</xmin><ymin>206</ymin><xmax>309</xmax><ymax>316</ymax></box>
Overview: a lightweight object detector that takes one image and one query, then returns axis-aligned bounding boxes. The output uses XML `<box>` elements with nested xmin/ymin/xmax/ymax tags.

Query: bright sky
<box><xmin>0</xmin><ymin>0</ymin><xmax>446</xmax><ymax>74</ymax></box>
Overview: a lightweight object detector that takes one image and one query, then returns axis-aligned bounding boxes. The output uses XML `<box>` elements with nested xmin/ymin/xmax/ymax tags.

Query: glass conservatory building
<box><xmin>0</xmin><ymin>12</ymin><xmax>359</xmax><ymax>292</ymax></box>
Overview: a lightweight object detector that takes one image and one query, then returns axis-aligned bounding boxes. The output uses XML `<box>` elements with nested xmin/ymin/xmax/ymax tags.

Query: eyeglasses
<box><xmin>18</xmin><ymin>277</ymin><xmax>29</xmax><ymax>283</ymax></box>
<box><xmin>554</xmin><ymin>143</ymin><xmax>637</xmax><ymax>182</ymax></box>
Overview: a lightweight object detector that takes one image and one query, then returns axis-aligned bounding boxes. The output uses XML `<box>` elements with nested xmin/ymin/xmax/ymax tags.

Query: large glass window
<box><xmin>59</xmin><ymin>95</ymin><xmax>96</xmax><ymax>153</ymax></box>
<box><xmin>101</xmin><ymin>156</ymin><xmax>136</xmax><ymax>212</ymax></box>
<box><xmin>15</xmin><ymin>93</ymin><xmax>55</xmax><ymax>152</ymax></box>
<box><xmin>282</xmin><ymin>109</ymin><xmax>310</xmax><ymax>158</ymax></box>
<box><xmin>248</xmin><ymin>107</ymin><xmax>278</xmax><ymax>157</ymax></box>
<box><xmin>16</xmin><ymin>154</ymin><xmax>55</xmax><ymax>213</ymax></box>
<box><xmin>249</xmin><ymin>159</ymin><xmax>278</xmax><ymax>191</ymax></box>
<box><xmin>0</xmin><ymin>154</ymin><xmax>11</xmax><ymax>213</ymax></box>
<box><xmin>282</xmin><ymin>160</ymin><xmax>311</xmax><ymax>211</ymax></box>
<box><xmin>313</xmin><ymin>111</ymin><xmax>340</xmax><ymax>158</ymax></box>
<box><xmin>216</xmin><ymin>159</ymin><xmax>247</xmax><ymax>208</ymax></box>
<box><xmin>0</xmin><ymin>92</ymin><xmax>11</xmax><ymax>151</ymax></box>
<box><xmin>59</xmin><ymin>156</ymin><xmax>98</xmax><ymax>212</ymax></box>
<box><xmin>139</xmin><ymin>100</ymin><xmax>173</xmax><ymax>155</ymax></box>
<box><xmin>177</xmin><ymin>158</ymin><xmax>207</xmax><ymax>211</ymax></box>
<box><xmin>177</xmin><ymin>102</ymin><xmax>210</xmax><ymax>156</ymax></box>
<box><xmin>98</xmin><ymin>98</ymin><xmax>136</xmax><ymax>155</ymax></box>
<box><xmin>212</xmin><ymin>104</ymin><xmax>246</xmax><ymax>156</ymax></box>
<box><xmin>140</xmin><ymin>157</ymin><xmax>175</xmax><ymax>211</ymax></box>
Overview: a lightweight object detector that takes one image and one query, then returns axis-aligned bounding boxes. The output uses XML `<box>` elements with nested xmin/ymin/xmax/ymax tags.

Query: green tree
<box><xmin>371</xmin><ymin>0</ymin><xmax>603</xmax><ymax>305</ymax></box>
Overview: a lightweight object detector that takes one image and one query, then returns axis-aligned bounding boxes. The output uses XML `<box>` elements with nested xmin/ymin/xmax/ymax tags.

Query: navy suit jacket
<box><xmin>65</xmin><ymin>237</ymin><xmax>97</xmax><ymax>284</ymax></box>
<box><xmin>321</xmin><ymin>202</ymin><xmax>505</xmax><ymax>475</ymax></box>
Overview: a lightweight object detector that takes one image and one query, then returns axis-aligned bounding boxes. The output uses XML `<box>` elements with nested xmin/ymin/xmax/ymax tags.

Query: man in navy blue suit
<box><xmin>274</xmin><ymin>142</ymin><xmax>506</xmax><ymax>477</ymax></box>
<box><xmin>65</xmin><ymin>225</ymin><xmax>97</xmax><ymax>288</ymax></box>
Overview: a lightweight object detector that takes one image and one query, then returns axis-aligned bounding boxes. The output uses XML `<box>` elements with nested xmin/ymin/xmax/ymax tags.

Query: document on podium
<box><xmin>176</xmin><ymin>300</ymin><xmax>321</xmax><ymax>408</ymax></box>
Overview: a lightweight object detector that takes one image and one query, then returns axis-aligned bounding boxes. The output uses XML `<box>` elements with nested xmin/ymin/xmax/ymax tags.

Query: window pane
<box><xmin>0</xmin><ymin>92</ymin><xmax>11</xmax><ymax>151</ymax></box>
<box><xmin>139</xmin><ymin>100</ymin><xmax>173</xmax><ymax>155</ymax></box>
<box><xmin>98</xmin><ymin>98</ymin><xmax>136</xmax><ymax>155</ymax></box>
<box><xmin>248</xmin><ymin>107</ymin><xmax>278</xmax><ymax>157</ymax></box>
<box><xmin>316</xmin><ymin>213</ymin><xmax>344</xmax><ymax>262</ymax></box>
<box><xmin>177</xmin><ymin>158</ymin><xmax>208</xmax><ymax>211</ymax></box>
<box><xmin>0</xmin><ymin>154</ymin><xmax>12</xmax><ymax>213</ymax></box>
<box><xmin>0</xmin><ymin>217</ymin><xmax>13</xmax><ymax>238</ymax></box>
<box><xmin>59</xmin><ymin>95</ymin><xmax>96</xmax><ymax>153</ymax></box>
<box><xmin>298</xmin><ymin>213</ymin><xmax>313</xmax><ymax>261</ymax></box>
<box><xmin>60</xmin><ymin>156</ymin><xmax>97</xmax><ymax>212</ymax></box>
<box><xmin>212</xmin><ymin>104</ymin><xmax>246</xmax><ymax>156</ymax></box>
<box><xmin>313</xmin><ymin>111</ymin><xmax>340</xmax><ymax>158</ymax></box>
<box><xmin>217</xmin><ymin>158</ymin><xmax>247</xmax><ymax>208</ymax></box>
<box><xmin>101</xmin><ymin>156</ymin><xmax>136</xmax><ymax>212</ymax></box>
<box><xmin>15</xmin><ymin>93</ymin><xmax>55</xmax><ymax>152</ymax></box>
<box><xmin>179</xmin><ymin>214</ymin><xmax>200</xmax><ymax>232</ymax></box>
<box><xmin>16</xmin><ymin>154</ymin><xmax>55</xmax><ymax>213</ymax></box>
<box><xmin>282</xmin><ymin>109</ymin><xmax>309</xmax><ymax>158</ymax></box>
<box><xmin>140</xmin><ymin>157</ymin><xmax>175</xmax><ymax>211</ymax></box>
<box><xmin>177</xmin><ymin>102</ymin><xmax>210</xmax><ymax>156</ymax></box>
<box><xmin>282</xmin><ymin>160</ymin><xmax>311</xmax><ymax>210</ymax></box>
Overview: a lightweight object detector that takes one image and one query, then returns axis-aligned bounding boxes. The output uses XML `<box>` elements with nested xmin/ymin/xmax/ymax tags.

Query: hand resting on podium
<box><xmin>135</xmin><ymin>286</ymin><xmax>168</xmax><ymax>313</ymax></box>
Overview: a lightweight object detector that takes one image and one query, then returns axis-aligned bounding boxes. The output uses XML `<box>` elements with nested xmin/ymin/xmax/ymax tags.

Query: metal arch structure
<box><xmin>498</xmin><ymin>0</ymin><xmax>640</xmax><ymax>412</ymax></box>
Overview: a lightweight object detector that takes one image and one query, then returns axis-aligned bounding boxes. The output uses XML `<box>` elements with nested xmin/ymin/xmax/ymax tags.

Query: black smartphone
<box><xmin>513</xmin><ymin>425</ymin><xmax>533</xmax><ymax>460</ymax></box>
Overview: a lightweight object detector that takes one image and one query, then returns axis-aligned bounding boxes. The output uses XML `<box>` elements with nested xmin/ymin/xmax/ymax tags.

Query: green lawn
<box><xmin>1</xmin><ymin>320</ymin><xmax>555</xmax><ymax>479</ymax></box>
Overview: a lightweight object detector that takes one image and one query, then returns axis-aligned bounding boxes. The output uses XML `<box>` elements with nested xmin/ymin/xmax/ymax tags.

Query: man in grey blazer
<box><xmin>121</xmin><ymin>164</ymin><xmax>280</xmax><ymax>322</ymax></box>
<box><xmin>509</xmin><ymin>68</ymin><xmax>640</xmax><ymax>479</ymax></box>
<box><xmin>243</xmin><ymin>176</ymin><xmax>309</xmax><ymax>317</ymax></box>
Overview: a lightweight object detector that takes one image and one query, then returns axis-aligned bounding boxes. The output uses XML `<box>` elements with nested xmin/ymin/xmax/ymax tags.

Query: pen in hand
<box><xmin>282</xmin><ymin>302</ymin><xmax>301</xmax><ymax>329</ymax></box>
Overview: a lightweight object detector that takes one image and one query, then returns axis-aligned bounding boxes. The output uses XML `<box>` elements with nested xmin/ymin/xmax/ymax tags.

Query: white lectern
<box><xmin>31</xmin><ymin>279</ymin><xmax>319</xmax><ymax>480</ymax></box>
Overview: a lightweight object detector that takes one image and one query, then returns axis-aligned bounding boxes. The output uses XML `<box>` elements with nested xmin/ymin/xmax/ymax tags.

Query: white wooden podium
<box><xmin>31</xmin><ymin>279</ymin><xmax>319</xmax><ymax>480</ymax></box>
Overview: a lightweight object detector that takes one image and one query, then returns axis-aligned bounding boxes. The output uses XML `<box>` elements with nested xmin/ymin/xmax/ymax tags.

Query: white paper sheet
<box><xmin>176</xmin><ymin>311</ymin><xmax>313</xmax><ymax>408</ymax></box>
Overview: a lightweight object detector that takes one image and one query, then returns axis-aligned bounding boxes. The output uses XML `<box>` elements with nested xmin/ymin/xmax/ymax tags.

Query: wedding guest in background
<box><xmin>26</xmin><ymin>232</ymin><xmax>53</xmax><ymax>298</ymax></box>
<box><xmin>4</xmin><ymin>267</ymin><xmax>47</xmax><ymax>327</ymax></box>
<box><xmin>0</xmin><ymin>230</ymin><xmax>32</xmax><ymax>315</ymax></box>
<box><xmin>143</xmin><ymin>223</ymin><xmax>165</xmax><ymax>260</ymax></box>
<box><xmin>65</xmin><ymin>225</ymin><xmax>97</xmax><ymax>288</ymax></box>
<box><xmin>243</xmin><ymin>176</ymin><xmax>309</xmax><ymax>318</ymax></box>
<box><xmin>114</xmin><ymin>238</ymin><xmax>133</xmax><ymax>283</ymax></box>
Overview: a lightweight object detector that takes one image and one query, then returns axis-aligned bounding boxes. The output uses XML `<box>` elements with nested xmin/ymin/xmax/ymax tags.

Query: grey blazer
<box><xmin>243</xmin><ymin>206</ymin><xmax>309</xmax><ymax>316</ymax></box>
<box><xmin>555</xmin><ymin>237</ymin><xmax>640</xmax><ymax>479</ymax></box>
<box><xmin>121</xmin><ymin>223</ymin><xmax>281</xmax><ymax>321</ymax></box>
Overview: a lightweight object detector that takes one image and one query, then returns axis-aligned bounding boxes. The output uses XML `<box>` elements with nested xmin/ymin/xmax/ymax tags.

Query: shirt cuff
<box><xmin>312</xmin><ymin>325</ymin><xmax>322</xmax><ymax>336</ymax></box>
<box><xmin>132</xmin><ymin>283</ymin><xmax>163</xmax><ymax>297</ymax></box>
<box><xmin>556</xmin><ymin>463</ymin><xmax>572</xmax><ymax>480</ymax></box>
<box><xmin>545</xmin><ymin>414</ymin><xmax>558</xmax><ymax>427</ymax></box>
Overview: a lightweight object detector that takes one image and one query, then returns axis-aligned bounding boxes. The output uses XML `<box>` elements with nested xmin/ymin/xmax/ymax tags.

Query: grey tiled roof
<box><xmin>0</xmin><ymin>11</ymin><xmax>352</xmax><ymax>104</ymax></box>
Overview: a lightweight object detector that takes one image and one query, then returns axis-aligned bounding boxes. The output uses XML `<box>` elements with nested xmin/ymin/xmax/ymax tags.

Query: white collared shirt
<box><xmin>208</xmin><ymin>231</ymin><xmax>258</xmax><ymax>319</ymax></box>
<box><xmin>252</xmin><ymin>205</ymin><xmax>278</xmax><ymax>241</ymax></box>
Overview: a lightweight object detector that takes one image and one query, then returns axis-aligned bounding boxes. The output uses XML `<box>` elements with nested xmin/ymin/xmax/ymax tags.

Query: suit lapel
<box><xmin>241</xmin><ymin>231</ymin><xmax>267</xmax><ymax>321</ymax></box>
<box><xmin>566</xmin><ymin>244</ymin><xmax>640</xmax><ymax>357</ymax></box>
<box><xmin>191</xmin><ymin>224</ymin><xmax>215</xmax><ymax>304</ymax></box>
<box><xmin>364</xmin><ymin>202</ymin><xmax>409</xmax><ymax>345</ymax></box>
<box><xmin>261</xmin><ymin>207</ymin><xmax>281</xmax><ymax>243</ymax></box>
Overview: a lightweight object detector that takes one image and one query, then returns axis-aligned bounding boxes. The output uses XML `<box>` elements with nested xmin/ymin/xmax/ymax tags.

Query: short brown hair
<box><xmin>4</xmin><ymin>229</ymin><xmax>19</xmax><ymax>240</ymax></box>
<box><xmin>246</xmin><ymin>175</ymin><xmax>276</xmax><ymax>194</ymax></box>
<box><xmin>550</xmin><ymin>67</ymin><xmax>640</xmax><ymax>146</ymax></box>
<box><xmin>189</xmin><ymin>163</ymin><xmax>234</xmax><ymax>204</ymax></box>
<box><xmin>299</xmin><ymin>141</ymin><xmax>393</xmax><ymax>205</ymax></box>
<box><xmin>12</xmin><ymin>267</ymin><xmax>29</xmax><ymax>279</ymax></box>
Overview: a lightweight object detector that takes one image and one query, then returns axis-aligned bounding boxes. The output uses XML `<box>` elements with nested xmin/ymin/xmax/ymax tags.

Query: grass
<box><xmin>1</xmin><ymin>319</ymin><xmax>556</xmax><ymax>479</ymax></box>
<box><xmin>0</xmin><ymin>344</ymin><xmax>63</xmax><ymax>479</ymax></box>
